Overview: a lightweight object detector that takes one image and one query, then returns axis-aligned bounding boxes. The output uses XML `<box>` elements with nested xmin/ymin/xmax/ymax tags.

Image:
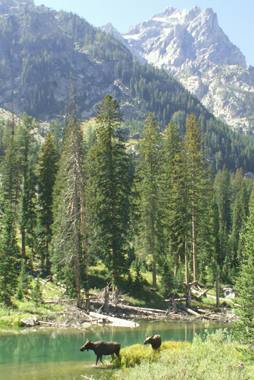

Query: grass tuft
<box><xmin>115</xmin><ymin>341</ymin><xmax>190</xmax><ymax>368</ymax></box>
<box><xmin>114</xmin><ymin>330</ymin><xmax>254</xmax><ymax>379</ymax></box>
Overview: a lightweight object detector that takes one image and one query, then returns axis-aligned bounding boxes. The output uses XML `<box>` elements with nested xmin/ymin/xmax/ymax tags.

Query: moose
<box><xmin>144</xmin><ymin>334</ymin><xmax>162</xmax><ymax>350</ymax></box>
<box><xmin>80</xmin><ymin>339</ymin><xmax>121</xmax><ymax>365</ymax></box>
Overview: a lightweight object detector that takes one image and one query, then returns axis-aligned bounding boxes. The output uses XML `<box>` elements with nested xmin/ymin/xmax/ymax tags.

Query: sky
<box><xmin>34</xmin><ymin>0</ymin><xmax>254</xmax><ymax>66</ymax></box>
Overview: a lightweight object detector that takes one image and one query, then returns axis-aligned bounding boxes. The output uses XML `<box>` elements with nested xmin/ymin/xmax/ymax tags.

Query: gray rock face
<box><xmin>0</xmin><ymin>3</ymin><xmax>131</xmax><ymax>119</ymax></box>
<box><xmin>175</xmin><ymin>64</ymin><xmax>254</xmax><ymax>129</ymax></box>
<box><xmin>100</xmin><ymin>23</ymin><xmax>146</xmax><ymax>64</ymax></box>
<box><xmin>123</xmin><ymin>7</ymin><xmax>246</xmax><ymax>72</ymax></box>
<box><xmin>102</xmin><ymin>6</ymin><xmax>254</xmax><ymax>130</ymax></box>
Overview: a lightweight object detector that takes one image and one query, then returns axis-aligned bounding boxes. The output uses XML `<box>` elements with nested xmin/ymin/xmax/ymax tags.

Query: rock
<box><xmin>222</xmin><ymin>286</ymin><xmax>238</xmax><ymax>299</ymax></box>
<box><xmin>21</xmin><ymin>316</ymin><xmax>39</xmax><ymax>326</ymax></box>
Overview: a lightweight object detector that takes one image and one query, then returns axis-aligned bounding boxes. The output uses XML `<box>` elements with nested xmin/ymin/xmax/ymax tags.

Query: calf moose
<box><xmin>144</xmin><ymin>334</ymin><xmax>162</xmax><ymax>350</ymax></box>
<box><xmin>80</xmin><ymin>339</ymin><xmax>121</xmax><ymax>365</ymax></box>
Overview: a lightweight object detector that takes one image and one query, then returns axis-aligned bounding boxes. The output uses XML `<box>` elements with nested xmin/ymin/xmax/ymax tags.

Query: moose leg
<box><xmin>99</xmin><ymin>355</ymin><xmax>104</xmax><ymax>364</ymax></box>
<box><xmin>110</xmin><ymin>353</ymin><xmax>115</xmax><ymax>362</ymax></box>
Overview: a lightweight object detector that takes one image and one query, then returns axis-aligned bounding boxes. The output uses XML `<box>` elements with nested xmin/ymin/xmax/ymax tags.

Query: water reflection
<box><xmin>0</xmin><ymin>321</ymin><xmax>229</xmax><ymax>380</ymax></box>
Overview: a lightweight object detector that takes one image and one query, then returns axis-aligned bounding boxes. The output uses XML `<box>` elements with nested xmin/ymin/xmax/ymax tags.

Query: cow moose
<box><xmin>80</xmin><ymin>339</ymin><xmax>121</xmax><ymax>365</ymax></box>
<box><xmin>144</xmin><ymin>334</ymin><xmax>162</xmax><ymax>350</ymax></box>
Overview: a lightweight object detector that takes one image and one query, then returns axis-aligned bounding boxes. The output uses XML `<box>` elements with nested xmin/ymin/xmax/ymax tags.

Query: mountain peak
<box><xmin>123</xmin><ymin>6</ymin><xmax>246</xmax><ymax>70</ymax></box>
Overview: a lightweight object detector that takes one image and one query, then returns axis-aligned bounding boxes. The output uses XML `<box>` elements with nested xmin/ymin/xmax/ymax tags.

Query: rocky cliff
<box><xmin>0</xmin><ymin>2</ymin><xmax>134</xmax><ymax>119</ymax></box>
<box><xmin>123</xmin><ymin>7</ymin><xmax>246</xmax><ymax>71</ymax></box>
<box><xmin>103</xmin><ymin>6</ymin><xmax>254</xmax><ymax>130</ymax></box>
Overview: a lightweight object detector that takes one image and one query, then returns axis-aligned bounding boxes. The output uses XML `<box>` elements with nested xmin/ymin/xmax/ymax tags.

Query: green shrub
<box><xmin>117</xmin><ymin>341</ymin><xmax>190</xmax><ymax>368</ymax></box>
<box><xmin>0</xmin><ymin>314</ymin><xmax>32</xmax><ymax>327</ymax></box>
<box><xmin>115</xmin><ymin>330</ymin><xmax>250</xmax><ymax>380</ymax></box>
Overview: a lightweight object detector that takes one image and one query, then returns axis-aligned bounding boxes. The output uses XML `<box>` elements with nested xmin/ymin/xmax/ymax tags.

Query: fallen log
<box><xmin>191</xmin><ymin>288</ymin><xmax>210</xmax><ymax>299</ymax></box>
<box><xmin>164</xmin><ymin>298</ymin><xmax>187</xmax><ymax>302</ymax></box>
<box><xmin>206</xmin><ymin>294</ymin><xmax>240</xmax><ymax>306</ymax></box>
<box><xmin>89</xmin><ymin>311</ymin><xmax>139</xmax><ymax>327</ymax></box>
<box><xmin>38</xmin><ymin>320</ymin><xmax>69</xmax><ymax>327</ymax></box>
<box><xmin>89</xmin><ymin>300</ymin><xmax>168</xmax><ymax>315</ymax></box>
<box><xmin>196</xmin><ymin>308</ymin><xmax>212</xmax><ymax>314</ymax></box>
<box><xmin>184</xmin><ymin>308</ymin><xmax>201</xmax><ymax>317</ymax></box>
<box><xmin>116</xmin><ymin>304</ymin><xmax>168</xmax><ymax>315</ymax></box>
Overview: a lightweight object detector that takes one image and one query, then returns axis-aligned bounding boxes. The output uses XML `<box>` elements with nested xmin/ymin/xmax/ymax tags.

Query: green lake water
<box><xmin>0</xmin><ymin>321</ymin><xmax>229</xmax><ymax>380</ymax></box>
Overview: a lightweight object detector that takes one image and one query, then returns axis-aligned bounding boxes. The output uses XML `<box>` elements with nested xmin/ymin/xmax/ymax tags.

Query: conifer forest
<box><xmin>0</xmin><ymin>92</ymin><xmax>254</xmax><ymax>314</ymax></box>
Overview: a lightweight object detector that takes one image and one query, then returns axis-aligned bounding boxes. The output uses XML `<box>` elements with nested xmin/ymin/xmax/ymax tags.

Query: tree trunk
<box><xmin>174</xmin><ymin>249</ymin><xmax>179</xmax><ymax>277</ymax></box>
<box><xmin>151</xmin><ymin>214</ymin><xmax>157</xmax><ymax>288</ymax></box>
<box><xmin>74</xmin><ymin>178</ymin><xmax>81</xmax><ymax>308</ymax></box>
<box><xmin>103</xmin><ymin>286</ymin><xmax>109</xmax><ymax>314</ymax></box>
<box><xmin>185</xmin><ymin>224</ymin><xmax>189</xmax><ymax>287</ymax></box>
<box><xmin>192</xmin><ymin>212</ymin><xmax>197</xmax><ymax>282</ymax></box>
<box><xmin>73</xmin><ymin>120</ymin><xmax>89</xmax><ymax>310</ymax></box>
<box><xmin>186</xmin><ymin>284</ymin><xmax>191</xmax><ymax>308</ymax></box>
<box><xmin>112</xmin><ymin>286</ymin><xmax>119</xmax><ymax>307</ymax></box>
<box><xmin>216</xmin><ymin>274</ymin><xmax>220</xmax><ymax>308</ymax></box>
<box><xmin>21</xmin><ymin>227</ymin><xmax>26</xmax><ymax>258</ymax></box>
<box><xmin>171</xmin><ymin>296</ymin><xmax>178</xmax><ymax>312</ymax></box>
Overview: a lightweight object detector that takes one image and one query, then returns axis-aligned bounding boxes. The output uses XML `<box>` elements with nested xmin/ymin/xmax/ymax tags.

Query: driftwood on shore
<box><xmin>22</xmin><ymin>283</ymin><xmax>237</xmax><ymax>329</ymax></box>
<box><xmin>89</xmin><ymin>311</ymin><xmax>139</xmax><ymax>327</ymax></box>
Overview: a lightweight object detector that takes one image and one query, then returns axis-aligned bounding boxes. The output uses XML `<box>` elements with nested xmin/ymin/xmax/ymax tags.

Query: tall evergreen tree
<box><xmin>234</xmin><ymin>190</ymin><xmax>254</xmax><ymax>358</ymax></box>
<box><xmin>0</xmin><ymin>125</ymin><xmax>20</xmax><ymax>305</ymax></box>
<box><xmin>162</xmin><ymin>121</ymin><xmax>185</xmax><ymax>277</ymax></box>
<box><xmin>185</xmin><ymin>113</ymin><xmax>210</xmax><ymax>282</ymax></box>
<box><xmin>16</xmin><ymin>113</ymin><xmax>37</xmax><ymax>260</ymax></box>
<box><xmin>231</xmin><ymin>181</ymin><xmax>249</xmax><ymax>266</ymax></box>
<box><xmin>37</xmin><ymin>133</ymin><xmax>58</xmax><ymax>275</ymax></box>
<box><xmin>0</xmin><ymin>207</ymin><xmax>20</xmax><ymax>305</ymax></box>
<box><xmin>52</xmin><ymin>102</ymin><xmax>88</xmax><ymax>307</ymax></box>
<box><xmin>214</xmin><ymin>165</ymin><xmax>232</xmax><ymax>279</ymax></box>
<box><xmin>136</xmin><ymin>113</ymin><xmax>163</xmax><ymax>288</ymax></box>
<box><xmin>90</xmin><ymin>94</ymin><xmax>131</xmax><ymax>285</ymax></box>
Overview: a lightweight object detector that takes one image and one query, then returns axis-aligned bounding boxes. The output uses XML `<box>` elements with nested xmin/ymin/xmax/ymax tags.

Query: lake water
<box><xmin>0</xmin><ymin>320</ymin><xmax>229</xmax><ymax>380</ymax></box>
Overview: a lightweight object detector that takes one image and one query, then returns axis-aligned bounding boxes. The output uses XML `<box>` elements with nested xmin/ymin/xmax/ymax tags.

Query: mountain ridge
<box><xmin>0</xmin><ymin>1</ymin><xmax>254</xmax><ymax>173</ymax></box>
<box><xmin>101</xmin><ymin>6</ymin><xmax>254</xmax><ymax>130</ymax></box>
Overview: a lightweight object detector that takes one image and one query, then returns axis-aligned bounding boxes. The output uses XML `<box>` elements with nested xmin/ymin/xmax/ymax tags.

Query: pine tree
<box><xmin>0</xmin><ymin>127</ymin><xmax>20</xmax><ymax>305</ymax></box>
<box><xmin>16</xmin><ymin>259</ymin><xmax>31</xmax><ymax>300</ymax></box>
<box><xmin>0</xmin><ymin>207</ymin><xmax>20</xmax><ymax>305</ymax></box>
<box><xmin>234</xmin><ymin>190</ymin><xmax>254</xmax><ymax>358</ymax></box>
<box><xmin>37</xmin><ymin>133</ymin><xmax>58</xmax><ymax>275</ymax></box>
<box><xmin>136</xmin><ymin>113</ymin><xmax>163</xmax><ymax>288</ymax></box>
<box><xmin>185</xmin><ymin>113</ymin><xmax>210</xmax><ymax>282</ymax></box>
<box><xmin>31</xmin><ymin>277</ymin><xmax>43</xmax><ymax>307</ymax></box>
<box><xmin>16</xmin><ymin>113</ymin><xmax>37</xmax><ymax>260</ymax></box>
<box><xmin>52</xmin><ymin>100</ymin><xmax>88</xmax><ymax>307</ymax></box>
<box><xmin>90</xmin><ymin>94</ymin><xmax>131</xmax><ymax>285</ymax></box>
<box><xmin>162</xmin><ymin>121</ymin><xmax>185</xmax><ymax>277</ymax></box>
<box><xmin>231</xmin><ymin>182</ymin><xmax>249</xmax><ymax>265</ymax></box>
<box><xmin>214</xmin><ymin>165</ymin><xmax>232</xmax><ymax>279</ymax></box>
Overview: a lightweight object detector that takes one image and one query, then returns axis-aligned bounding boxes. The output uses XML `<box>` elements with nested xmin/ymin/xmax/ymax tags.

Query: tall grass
<box><xmin>115</xmin><ymin>330</ymin><xmax>253</xmax><ymax>380</ymax></box>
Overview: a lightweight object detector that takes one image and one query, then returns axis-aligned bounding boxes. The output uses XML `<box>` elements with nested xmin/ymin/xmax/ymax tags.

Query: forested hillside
<box><xmin>0</xmin><ymin>4</ymin><xmax>253</xmax><ymax>172</ymax></box>
<box><xmin>0</xmin><ymin>96</ymin><xmax>253</xmax><ymax>309</ymax></box>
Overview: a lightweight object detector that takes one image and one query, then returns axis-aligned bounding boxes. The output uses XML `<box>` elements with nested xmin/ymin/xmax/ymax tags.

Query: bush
<box><xmin>31</xmin><ymin>277</ymin><xmax>43</xmax><ymax>307</ymax></box>
<box><xmin>117</xmin><ymin>341</ymin><xmax>190</xmax><ymax>368</ymax></box>
<box><xmin>115</xmin><ymin>330</ymin><xmax>249</xmax><ymax>380</ymax></box>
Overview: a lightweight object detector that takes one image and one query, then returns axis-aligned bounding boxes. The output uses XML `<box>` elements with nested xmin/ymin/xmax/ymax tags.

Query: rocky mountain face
<box><xmin>102</xmin><ymin>7</ymin><xmax>254</xmax><ymax>130</ymax></box>
<box><xmin>0</xmin><ymin>0</ymin><xmax>133</xmax><ymax>119</ymax></box>
<box><xmin>123</xmin><ymin>7</ymin><xmax>246</xmax><ymax>71</ymax></box>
